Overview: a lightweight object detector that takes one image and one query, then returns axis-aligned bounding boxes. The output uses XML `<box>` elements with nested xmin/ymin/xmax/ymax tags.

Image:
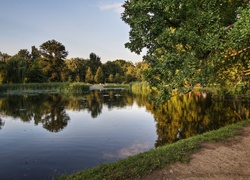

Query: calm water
<box><xmin>0</xmin><ymin>90</ymin><xmax>249</xmax><ymax>179</ymax></box>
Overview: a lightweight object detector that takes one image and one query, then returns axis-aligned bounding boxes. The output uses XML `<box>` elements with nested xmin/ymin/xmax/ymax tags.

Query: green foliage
<box><xmin>122</xmin><ymin>0</ymin><xmax>250</xmax><ymax>101</ymax></box>
<box><xmin>25</xmin><ymin>64</ymin><xmax>47</xmax><ymax>83</ymax></box>
<box><xmin>0</xmin><ymin>41</ymin><xmax>148</xmax><ymax>85</ymax></box>
<box><xmin>85</xmin><ymin>67</ymin><xmax>93</xmax><ymax>83</ymax></box>
<box><xmin>134</xmin><ymin>62</ymin><xmax>149</xmax><ymax>81</ymax></box>
<box><xmin>68</xmin><ymin>82</ymin><xmax>90</xmax><ymax>93</ymax></box>
<box><xmin>31</xmin><ymin>46</ymin><xmax>41</xmax><ymax>61</ymax></box>
<box><xmin>131</xmin><ymin>81</ymin><xmax>151</xmax><ymax>95</ymax></box>
<box><xmin>0</xmin><ymin>82</ymin><xmax>90</xmax><ymax>94</ymax></box>
<box><xmin>108</xmin><ymin>74</ymin><xmax>114</xmax><ymax>83</ymax></box>
<box><xmin>89</xmin><ymin>52</ymin><xmax>102</xmax><ymax>74</ymax></box>
<box><xmin>94</xmin><ymin>66</ymin><xmax>104</xmax><ymax>83</ymax></box>
<box><xmin>65</xmin><ymin>58</ymin><xmax>88</xmax><ymax>82</ymax></box>
<box><xmin>114</xmin><ymin>73</ymin><xmax>122</xmax><ymax>83</ymax></box>
<box><xmin>102</xmin><ymin>61</ymin><xmax>122</xmax><ymax>79</ymax></box>
<box><xmin>4</xmin><ymin>57</ymin><xmax>27</xmax><ymax>83</ymax></box>
<box><xmin>39</xmin><ymin>39</ymin><xmax>68</xmax><ymax>82</ymax></box>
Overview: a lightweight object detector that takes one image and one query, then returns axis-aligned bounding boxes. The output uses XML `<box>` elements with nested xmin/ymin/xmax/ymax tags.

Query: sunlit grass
<box><xmin>103</xmin><ymin>84</ymin><xmax>131</xmax><ymax>89</ymax></box>
<box><xmin>0</xmin><ymin>82</ymin><xmax>90</xmax><ymax>94</ymax></box>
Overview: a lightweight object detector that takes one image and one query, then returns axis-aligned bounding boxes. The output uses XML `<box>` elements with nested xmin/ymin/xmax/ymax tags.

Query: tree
<box><xmin>5</xmin><ymin>57</ymin><xmax>26</xmax><ymax>83</ymax></box>
<box><xmin>125</xmin><ymin>64</ymin><xmax>136</xmax><ymax>83</ymax></box>
<box><xmin>134</xmin><ymin>62</ymin><xmax>149</xmax><ymax>81</ymax></box>
<box><xmin>108</xmin><ymin>74</ymin><xmax>114</xmax><ymax>83</ymax></box>
<box><xmin>0</xmin><ymin>52</ymin><xmax>11</xmax><ymax>83</ymax></box>
<box><xmin>113</xmin><ymin>59</ymin><xmax>133</xmax><ymax>83</ymax></box>
<box><xmin>0</xmin><ymin>52</ymin><xmax>11</xmax><ymax>62</ymax></box>
<box><xmin>102</xmin><ymin>61</ymin><xmax>123</xmax><ymax>82</ymax></box>
<box><xmin>88</xmin><ymin>52</ymin><xmax>102</xmax><ymax>74</ymax></box>
<box><xmin>114</xmin><ymin>73</ymin><xmax>121</xmax><ymax>83</ymax></box>
<box><xmin>16</xmin><ymin>49</ymin><xmax>31</xmax><ymax>60</ymax></box>
<box><xmin>31</xmin><ymin>46</ymin><xmax>41</xmax><ymax>61</ymax></box>
<box><xmin>122</xmin><ymin>0</ymin><xmax>249</xmax><ymax>100</ymax></box>
<box><xmin>85</xmin><ymin>67</ymin><xmax>93</xmax><ymax>83</ymax></box>
<box><xmin>94</xmin><ymin>66</ymin><xmax>104</xmax><ymax>83</ymax></box>
<box><xmin>222</xmin><ymin>3</ymin><xmax>250</xmax><ymax>91</ymax></box>
<box><xmin>39</xmin><ymin>39</ymin><xmax>68</xmax><ymax>82</ymax></box>
<box><xmin>65</xmin><ymin>58</ymin><xmax>89</xmax><ymax>82</ymax></box>
<box><xmin>25</xmin><ymin>62</ymin><xmax>47</xmax><ymax>83</ymax></box>
<box><xmin>16</xmin><ymin>49</ymin><xmax>32</xmax><ymax>70</ymax></box>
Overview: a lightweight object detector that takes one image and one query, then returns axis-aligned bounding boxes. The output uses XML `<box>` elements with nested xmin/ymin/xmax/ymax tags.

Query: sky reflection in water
<box><xmin>0</xmin><ymin>90</ymin><xmax>249</xmax><ymax>179</ymax></box>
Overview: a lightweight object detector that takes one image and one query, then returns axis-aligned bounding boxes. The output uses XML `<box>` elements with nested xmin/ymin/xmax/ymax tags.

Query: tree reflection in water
<box><xmin>0</xmin><ymin>91</ymin><xmax>248</xmax><ymax>147</ymax></box>
<box><xmin>0</xmin><ymin>94</ymin><xmax>70</xmax><ymax>132</ymax></box>
<box><xmin>73</xmin><ymin>90</ymin><xmax>134</xmax><ymax>118</ymax></box>
<box><xmin>145</xmin><ymin>92</ymin><xmax>250</xmax><ymax>147</ymax></box>
<box><xmin>0</xmin><ymin>117</ymin><xmax>4</xmax><ymax>129</ymax></box>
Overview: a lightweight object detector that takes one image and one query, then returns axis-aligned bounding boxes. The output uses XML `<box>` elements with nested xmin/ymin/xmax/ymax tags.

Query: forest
<box><xmin>0</xmin><ymin>39</ymin><xmax>148</xmax><ymax>84</ymax></box>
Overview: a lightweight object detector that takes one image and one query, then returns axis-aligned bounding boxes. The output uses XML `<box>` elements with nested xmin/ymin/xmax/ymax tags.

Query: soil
<box><xmin>135</xmin><ymin>126</ymin><xmax>250</xmax><ymax>180</ymax></box>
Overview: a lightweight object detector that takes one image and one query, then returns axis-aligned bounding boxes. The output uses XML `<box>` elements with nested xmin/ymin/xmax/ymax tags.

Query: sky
<box><xmin>0</xmin><ymin>0</ymin><xmax>144</xmax><ymax>63</ymax></box>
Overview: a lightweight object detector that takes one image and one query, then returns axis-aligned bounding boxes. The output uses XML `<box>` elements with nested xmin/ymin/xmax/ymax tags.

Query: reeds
<box><xmin>0</xmin><ymin>82</ymin><xmax>90</xmax><ymax>94</ymax></box>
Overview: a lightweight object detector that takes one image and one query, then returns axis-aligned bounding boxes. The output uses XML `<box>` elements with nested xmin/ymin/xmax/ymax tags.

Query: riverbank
<box><xmin>59</xmin><ymin>119</ymin><xmax>250</xmax><ymax>180</ymax></box>
<box><xmin>136</xmin><ymin>124</ymin><xmax>250</xmax><ymax>179</ymax></box>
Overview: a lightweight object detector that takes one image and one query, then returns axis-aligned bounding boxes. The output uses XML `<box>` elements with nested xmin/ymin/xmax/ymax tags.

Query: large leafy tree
<box><xmin>39</xmin><ymin>39</ymin><xmax>68</xmax><ymax>82</ymax></box>
<box><xmin>122</xmin><ymin>0</ymin><xmax>249</xmax><ymax>100</ymax></box>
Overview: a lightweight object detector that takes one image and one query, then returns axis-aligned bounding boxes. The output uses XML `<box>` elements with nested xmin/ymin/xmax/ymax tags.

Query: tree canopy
<box><xmin>0</xmin><ymin>43</ymin><xmax>147</xmax><ymax>84</ymax></box>
<box><xmin>122</xmin><ymin>0</ymin><xmax>250</xmax><ymax>100</ymax></box>
<box><xmin>39</xmin><ymin>39</ymin><xmax>68</xmax><ymax>82</ymax></box>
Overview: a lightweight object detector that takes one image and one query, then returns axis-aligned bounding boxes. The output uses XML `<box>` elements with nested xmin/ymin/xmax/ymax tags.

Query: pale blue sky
<box><xmin>0</xmin><ymin>0</ymin><xmax>144</xmax><ymax>63</ymax></box>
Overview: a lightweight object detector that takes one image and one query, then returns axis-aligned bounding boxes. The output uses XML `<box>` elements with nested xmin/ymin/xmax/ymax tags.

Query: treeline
<box><xmin>0</xmin><ymin>39</ymin><xmax>148</xmax><ymax>84</ymax></box>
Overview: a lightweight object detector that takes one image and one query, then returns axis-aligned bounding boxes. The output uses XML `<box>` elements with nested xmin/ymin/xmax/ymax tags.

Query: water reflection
<box><xmin>103</xmin><ymin>143</ymin><xmax>151</xmax><ymax>159</ymax></box>
<box><xmin>0</xmin><ymin>91</ymin><xmax>249</xmax><ymax>144</ymax></box>
<box><xmin>68</xmin><ymin>90</ymin><xmax>134</xmax><ymax>117</ymax></box>
<box><xmin>144</xmin><ymin>91</ymin><xmax>250</xmax><ymax>147</ymax></box>
<box><xmin>0</xmin><ymin>90</ymin><xmax>134</xmax><ymax>131</ymax></box>
<box><xmin>0</xmin><ymin>117</ymin><xmax>4</xmax><ymax>129</ymax></box>
<box><xmin>0</xmin><ymin>94</ymin><xmax>70</xmax><ymax>132</ymax></box>
<box><xmin>0</xmin><ymin>90</ymin><xmax>249</xmax><ymax>179</ymax></box>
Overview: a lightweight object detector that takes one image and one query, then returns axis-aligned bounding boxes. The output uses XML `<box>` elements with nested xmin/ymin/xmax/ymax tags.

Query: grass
<box><xmin>0</xmin><ymin>82</ymin><xmax>90</xmax><ymax>94</ymax></box>
<box><xmin>103</xmin><ymin>84</ymin><xmax>131</xmax><ymax>89</ymax></box>
<box><xmin>59</xmin><ymin>119</ymin><xmax>250</xmax><ymax>180</ymax></box>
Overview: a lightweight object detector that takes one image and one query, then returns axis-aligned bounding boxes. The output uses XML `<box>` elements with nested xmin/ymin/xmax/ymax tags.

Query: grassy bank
<box><xmin>59</xmin><ymin>119</ymin><xmax>250</xmax><ymax>180</ymax></box>
<box><xmin>103</xmin><ymin>84</ymin><xmax>131</xmax><ymax>89</ymax></box>
<box><xmin>0</xmin><ymin>82</ymin><xmax>90</xmax><ymax>94</ymax></box>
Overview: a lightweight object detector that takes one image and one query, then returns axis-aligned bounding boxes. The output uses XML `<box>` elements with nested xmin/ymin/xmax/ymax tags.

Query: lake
<box><xmin>0</xmin><ymin>90</ymin><xmax>249</xmax><ymax>179</ymax></box>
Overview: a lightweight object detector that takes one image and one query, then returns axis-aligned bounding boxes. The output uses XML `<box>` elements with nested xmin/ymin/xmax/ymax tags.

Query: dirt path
<box><xmin>135</xmin><ymin>126</ymin><xmax>250</xmax><ymax>180</ymax></box>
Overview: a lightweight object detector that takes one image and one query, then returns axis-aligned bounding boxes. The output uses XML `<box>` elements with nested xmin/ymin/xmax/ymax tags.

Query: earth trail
<box><xmin>135</xmin><ymin>126</ymin><xmax>250</xmax><ymax>180</ymax></box>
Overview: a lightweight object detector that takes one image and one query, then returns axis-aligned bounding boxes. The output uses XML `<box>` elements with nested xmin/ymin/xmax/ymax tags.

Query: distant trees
<box><xmin>0</xmin><ymin>40</ymin><xmax>148</xmax><ymax>84</ymax></box>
